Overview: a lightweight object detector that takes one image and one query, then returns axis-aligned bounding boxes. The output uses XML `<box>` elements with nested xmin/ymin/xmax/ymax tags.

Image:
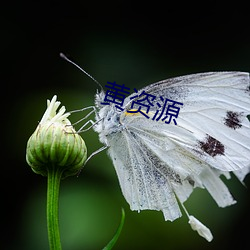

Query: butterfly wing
<box><xmin>123</xmin><ymin>72</ymin><xmax>250</xmax><ymax>173</ymax></box>
<box><xmin>106</xmin><ymin>119</ymin><xmax>183</xmax><ymax>221</ymax></box>
<box><xmin>105</xmin><ymin>72</ymin><xmax>250</xmax><ymax>221</ymax></box>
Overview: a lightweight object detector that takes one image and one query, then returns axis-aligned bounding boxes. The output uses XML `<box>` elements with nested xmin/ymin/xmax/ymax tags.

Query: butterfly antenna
<box><xmin>60</xmin><ymin>53</ymin><xmax>103</xmax><ymax>91</ymax></box>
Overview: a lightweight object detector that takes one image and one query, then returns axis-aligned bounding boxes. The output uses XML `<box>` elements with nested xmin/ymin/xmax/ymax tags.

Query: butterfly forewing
<box><xmin>122</xmin><ymin>72</ymin><xmax>250</xmax><ymax>172</ymax></box>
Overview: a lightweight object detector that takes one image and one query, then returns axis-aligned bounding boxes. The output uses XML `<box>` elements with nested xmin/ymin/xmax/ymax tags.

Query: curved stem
<box><xmin>47</xmin><ymin>165</ymin><xmax>63</xmax><ymax>250</ymax></box>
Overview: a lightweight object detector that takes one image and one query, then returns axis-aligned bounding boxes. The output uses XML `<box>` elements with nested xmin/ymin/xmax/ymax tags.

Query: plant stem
<box><xmin>47</xmin><ymin>165</ymin><xmax>63</xmax><ymax>250</ymax></box>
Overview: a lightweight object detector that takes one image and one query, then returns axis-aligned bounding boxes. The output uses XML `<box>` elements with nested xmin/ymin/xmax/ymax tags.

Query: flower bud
<box><xmin>26</xmin><ymin>95</ymin><xmax>87</xmax><ymax>178</ymax></box>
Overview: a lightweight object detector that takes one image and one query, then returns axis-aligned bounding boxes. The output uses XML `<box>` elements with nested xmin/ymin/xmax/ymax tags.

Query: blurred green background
<box><xmin>2</xmin><ymin>1</ymin><xmax>250</xmax><ymax>250</ymax></box>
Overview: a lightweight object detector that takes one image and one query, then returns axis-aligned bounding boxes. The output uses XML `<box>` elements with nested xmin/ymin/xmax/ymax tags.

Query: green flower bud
<box><xmin>26</xmin><ymin>95</ymin><xmax>87</xmax><ymax>178</ymax></box>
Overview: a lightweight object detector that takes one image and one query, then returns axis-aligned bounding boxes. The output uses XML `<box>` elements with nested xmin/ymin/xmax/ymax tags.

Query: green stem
<box><xmin>47</xmin><ymin>165</ymin><xmax>63</xmax><ymax>250</ymax></box>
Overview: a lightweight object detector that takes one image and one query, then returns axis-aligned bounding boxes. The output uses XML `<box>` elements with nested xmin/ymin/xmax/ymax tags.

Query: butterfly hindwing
<box><xmin>107</xmin><ymin>121</ymin><xmax>182</xmax><ymax>221</ymax></box>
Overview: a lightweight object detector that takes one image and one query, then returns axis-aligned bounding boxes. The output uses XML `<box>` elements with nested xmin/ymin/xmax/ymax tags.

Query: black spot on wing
<box><xmin>224</xmin><ymin>111</ymin><xmax>243</xmax><ymax>130</ymax></box>
<box><xmin>199</xmin><ymin>135</ymin><xmax>225</xmax><ymax>157</ymax></box>
<box><xmin>246</xmin><ymin>84</ymin><xmax>250</xmax><ymax>95</ymax></box>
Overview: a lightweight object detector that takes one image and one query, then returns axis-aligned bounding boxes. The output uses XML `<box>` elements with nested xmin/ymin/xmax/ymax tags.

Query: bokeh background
<box><xmin>2</xmin><ymin>1</ymin><xmax>250</xmax><ymax>250</ymax></box>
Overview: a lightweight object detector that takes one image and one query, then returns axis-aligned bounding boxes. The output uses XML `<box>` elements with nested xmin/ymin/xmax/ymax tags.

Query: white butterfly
<box><xmin>61</xmin><ymin>53</ymin><xmax>250</xmax><ymax>242</ymax></box>
<box><xmin>90</xmin><ymin>72</ymin><xmax>250</xmax><ymax>241</ymax></box>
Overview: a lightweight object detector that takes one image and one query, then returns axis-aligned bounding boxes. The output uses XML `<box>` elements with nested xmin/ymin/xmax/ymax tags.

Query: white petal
<box><xmin>40</xmin><ymin>95</ymin><xmax>58</xmax><ymax>123</ymax></box>
<box><xmin>188</xmin><ymin>215</ymin><xmax>213</xmax><ymax>242</ymax></box>
<box><xmin>40</xmin><ymin>95</ymin><xmax>71</xmax><ymax>125</ymax></box>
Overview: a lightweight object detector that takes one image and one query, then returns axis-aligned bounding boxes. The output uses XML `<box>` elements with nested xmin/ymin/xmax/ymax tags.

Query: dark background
<box><xmin>2</xmin><ymin>1</ymin><xmax>250</xmax><ymax>250</ymax></box>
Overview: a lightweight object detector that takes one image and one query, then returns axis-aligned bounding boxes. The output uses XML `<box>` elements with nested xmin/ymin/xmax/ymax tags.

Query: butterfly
<box><xmin>92</xmin><ymin>72</ymin><xmax>250</xmax><ymax>241</ymax></box>
<box><xmin>61</xmin><ymin>55</ymin><xmax>250</xmax><ymax>241</ymax></box>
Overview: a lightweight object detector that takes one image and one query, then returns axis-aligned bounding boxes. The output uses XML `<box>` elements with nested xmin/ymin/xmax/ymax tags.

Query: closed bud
<box><xmin>26</xmin><ymin>95</ymin><xmax>87</xmax><ymax>178</ymax></box>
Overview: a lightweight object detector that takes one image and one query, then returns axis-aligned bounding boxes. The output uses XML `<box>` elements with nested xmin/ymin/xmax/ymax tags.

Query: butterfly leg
<box><xmin>68</xmin><ymin>106</ymin><xmax>102</xmax><ymax>132</ymax></box>
<box><xmin>76</xmin><ymin>116</ymin><xmax>105</xmax><ymax>133</ymax></box>
<box><xmin>85</xmin><ymin>145</ymin><xmax>108</xmax><ymax>165</ymax></box>
<box><xmin>70</xmin><ymin>106</ymin><xmax>96</xmax><ymax>125</ymax></box>
<box><xmin>77</xmin><ymin>145</ymin><xmax>108</xmax><ymax>176</ymax></box>
<box><xmin>76</xmin><ymin>119</ymin><xmax>97</xmax><ymax>132</ymax></box>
